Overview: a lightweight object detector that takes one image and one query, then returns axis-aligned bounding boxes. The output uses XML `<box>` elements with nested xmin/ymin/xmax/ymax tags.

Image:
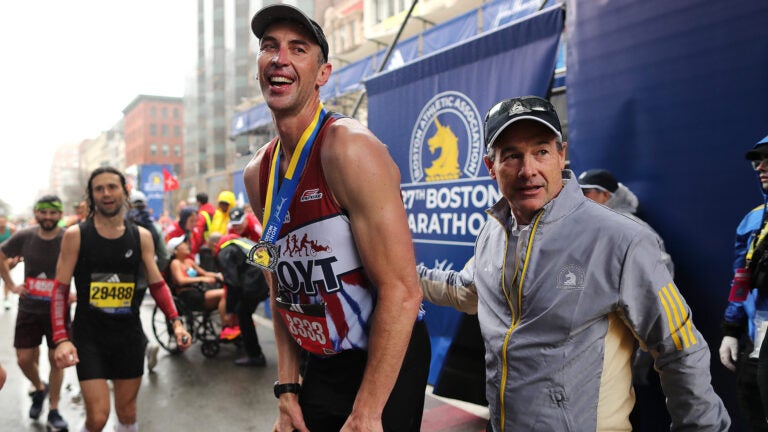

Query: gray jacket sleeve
<box><xmin>416</xmin><ymin>258</ymin><xmax>478</xmax><ymax>314</ymax></box>
<box><xmin>618</xmin><ymin>231</ymin><xmax>730</xmax><ymax>431</ymax></box>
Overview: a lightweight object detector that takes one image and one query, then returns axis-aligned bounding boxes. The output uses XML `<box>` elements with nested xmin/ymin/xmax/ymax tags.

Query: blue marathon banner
<box><xmin>366</xmin><ymin>5</ymin><xmax>563</xmax><ymax>387</ymax></box>
<box><xmin>138</xmin><ymin>164</ymin><xmax>166</xmax><ymax>220</ymax></box>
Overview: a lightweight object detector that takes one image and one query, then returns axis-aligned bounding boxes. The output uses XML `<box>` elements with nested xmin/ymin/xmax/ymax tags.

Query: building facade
<box><xmin>122</xmin><ymin>94</ymin><xmax>184</xmax><ymax>177</ymax></box>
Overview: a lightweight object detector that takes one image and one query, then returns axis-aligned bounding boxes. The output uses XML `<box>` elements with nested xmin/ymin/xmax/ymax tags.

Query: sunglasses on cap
<box><xmin>485</xmin><ymin>96</ymin><xmax>556</xmax><ymax>119</ymax></box>
<box><xmin>484</xmin><ymin>96</ymin><xmax>562</xmax><ymax>151</ymax></box>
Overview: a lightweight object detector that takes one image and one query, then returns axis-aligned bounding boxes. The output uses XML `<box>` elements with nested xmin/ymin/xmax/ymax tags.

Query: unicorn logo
<box><xmin>424</xmin><ymin>117</ymin><xmax>461</xmax><ymax>181</ymax></box>
<box><xmin>409</xmin><ymin>91</ymin><xmax>483</xmax><ymax>183</ymax></box>
<box><xmin>557</xmin><ymin>265</ymin><xmax>585</xmax><ymax>290</ymax></box>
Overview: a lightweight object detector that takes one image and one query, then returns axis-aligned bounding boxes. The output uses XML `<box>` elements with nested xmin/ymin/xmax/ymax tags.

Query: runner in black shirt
<box><xmin>51</xmin><ymin>167</ymin><xmax>191</xmax><ymax>432</ymax></box>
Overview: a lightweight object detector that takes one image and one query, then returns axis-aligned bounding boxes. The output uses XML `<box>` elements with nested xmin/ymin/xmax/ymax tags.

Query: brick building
<box><xmin>122</xmin><ymin>94</ymin><xmax>184</xmax><ymax>176</ymax></box>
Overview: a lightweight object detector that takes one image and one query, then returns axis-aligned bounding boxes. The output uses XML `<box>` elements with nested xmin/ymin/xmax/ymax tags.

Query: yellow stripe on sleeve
<box><xmin>661</xmin><ymin>285</ymin><xmax>690</xmax><ymax>348</ymax></box>
<box><xmin>668</xmin><ymin>283</ymin><xmax>698</xmax><ymax>346</ymax></box>
<box><xmin>658</xmin><ymin>290</ymin><xmax>683</xmax><ymax>350</ymax></box>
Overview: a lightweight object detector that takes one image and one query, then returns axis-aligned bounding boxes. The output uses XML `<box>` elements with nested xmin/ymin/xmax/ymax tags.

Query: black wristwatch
<box><xmin>273</xmin><ymin>381</ymin><xmax>301</xmax><ymax>398</ymax></box>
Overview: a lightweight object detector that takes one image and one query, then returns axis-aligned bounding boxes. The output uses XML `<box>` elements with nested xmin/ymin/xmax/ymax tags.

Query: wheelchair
<box><xmin>151</xmin><ymin>284</ymin><xmax>240</xmax><ymax>358</ymax></box>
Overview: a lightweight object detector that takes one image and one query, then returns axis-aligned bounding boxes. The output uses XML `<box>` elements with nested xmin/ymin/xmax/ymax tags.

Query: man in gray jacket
<box><xmin>418</xmin><ymin>95</ymin><xmax>729</xmax><ymax>431</ymax></box>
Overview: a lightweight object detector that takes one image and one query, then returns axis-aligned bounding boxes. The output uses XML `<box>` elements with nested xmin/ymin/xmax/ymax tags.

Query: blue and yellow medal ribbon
<box><xmin>261</xmin><ymin>103</ymin><xmax>327</xmax><ymax>245</ymax></box>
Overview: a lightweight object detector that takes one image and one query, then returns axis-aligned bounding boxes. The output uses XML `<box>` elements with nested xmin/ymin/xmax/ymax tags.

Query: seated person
<box><xmin>166</xmin><ymin>236</ymin><xmax>225</xmax><ymax>321</ymax></box>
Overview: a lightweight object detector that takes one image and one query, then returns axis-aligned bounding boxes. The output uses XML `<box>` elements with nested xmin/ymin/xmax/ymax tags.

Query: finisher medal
<box><xmin>248</xmin><ymin>241</ymin><xmax>281</xmax><ymax>272</ymax></box>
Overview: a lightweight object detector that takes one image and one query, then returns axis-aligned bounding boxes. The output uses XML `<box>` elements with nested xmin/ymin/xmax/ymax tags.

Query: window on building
<box><xmin>376</xmin><ymin>0</ymin><xmax>401</xmax><ymax>22</ymax></box>
<box><xmin>173</xmin><ymin>107</ymin><xmax>179</xmax><ymax>118</ymax></box>
<box><xmin>174</xmin><ymin>145</ymin><xmax>181</xmax><ymax>157</ymax></box>
<box><xmin>338</xmin><ymin>24</ymin><xmax>347</xmax><ymax>50</ymax></box>
<box><xmin>162</xmin><ymin>107</ymin><xmax>168</xmax><ymax>118</ymax></box>
<box><xmin>174</xmin><ymin>125</ymin><xmax>181</xmax><ymax>137</ymax></box>
<box><xmin>376</xmin><ymin>0</ymin><xmax>386</xmax><ymax>22</ymax></box>
<box><xmin>162</xmin><ymin>144</ymin><xmax>169</xmax><ymax>156</ymax></box>
<box><xmin>150</xmin><ymin>106</ymin><xmax>156</xmax><ymax>117</ymax></box>
<box><xmin>150</xmin><ymin>124</ymin><xmax>157</xmax><ymax>136</ymax></box>
<box><xmin>150</xmin><ymin>143</ymin><xmax>157</xmax><ymax>156</ymax></box>
<box><xmin>348</xmin><ymin>21</ymin><xmax>356</xmax><ymax>46</ymax></box>
<box><xmin>162</xmin><ymin>125</ymin><xmax>169</xmax><ymax>136</ymax></box>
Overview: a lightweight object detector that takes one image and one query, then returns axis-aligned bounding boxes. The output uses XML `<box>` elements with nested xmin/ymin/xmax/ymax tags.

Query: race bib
<box><xmin>25</xmin><ymin>277</ymin><xmax>55</xmax><ymax>301</ymax></box>
<box><xmin>274</xmin><ymin>296</ymin><xmax>336</xmax><ymax>355</ymax></box>
<box><xmin>89</xmin><ymin>273</ymin><xmax>135</xmax><ymax>315</ymax></box>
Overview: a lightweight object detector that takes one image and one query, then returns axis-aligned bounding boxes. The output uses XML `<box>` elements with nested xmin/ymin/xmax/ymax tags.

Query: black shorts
<box><xmin>73</xmin><ymin>315</ymin><xmax>147</xmax><ymax>380</ymax></box>
<box><xmin>14</xmin><ymin>309</ymin><xmax>55</xmax><ymax>349</ymax></box>
<box><xmin>299</xmin><ymin>320</ymin><xmax>431</xmax><ymax>432</ymax></box>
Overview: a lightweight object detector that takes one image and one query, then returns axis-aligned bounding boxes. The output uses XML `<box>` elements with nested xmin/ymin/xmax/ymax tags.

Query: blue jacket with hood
<box><xmin>723</xmin><ymin>134</ymin><xmax>768</xmax><ymax>348</ymax></box>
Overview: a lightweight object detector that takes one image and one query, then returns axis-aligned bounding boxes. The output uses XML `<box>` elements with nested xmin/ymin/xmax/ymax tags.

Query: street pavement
<box><xmin>0</xmin><ymin>269</ymin><xmax>488</xmax><ymax>431</ymax></box>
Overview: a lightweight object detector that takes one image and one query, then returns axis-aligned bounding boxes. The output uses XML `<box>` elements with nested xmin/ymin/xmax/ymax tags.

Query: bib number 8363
<box><xmin>284</xmin><ymin>313</ymin><xmax>327</xmax><ymax>345</ymax></box>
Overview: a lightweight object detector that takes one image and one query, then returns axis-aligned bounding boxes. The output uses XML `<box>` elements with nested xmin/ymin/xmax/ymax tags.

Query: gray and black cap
<box><xmin>251</xmin><ymin>4</ymin><xmax>329</xmax><ymax>62</ymax></box>
<box><xmin>484</xmin><ymin>96</ymin><xmax>562</xmax><ymax>152</ymax></box>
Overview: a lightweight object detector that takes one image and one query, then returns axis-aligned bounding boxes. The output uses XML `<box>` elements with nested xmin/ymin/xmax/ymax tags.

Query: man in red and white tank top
<box><xmin>243</xmin><ymin>4</ymin><xmax>430</xmax><ymax>432</ymax></box>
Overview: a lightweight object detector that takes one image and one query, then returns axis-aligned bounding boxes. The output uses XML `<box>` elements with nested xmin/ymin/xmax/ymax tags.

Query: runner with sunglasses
<box><xmin>0</xmin><ymin>195</ymin><xmax>69</xmax><ymax>431</ymax></box>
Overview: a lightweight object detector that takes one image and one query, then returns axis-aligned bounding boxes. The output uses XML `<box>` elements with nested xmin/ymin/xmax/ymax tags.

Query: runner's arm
<box><xmin>323</xmin><ymin>120</ymin><xmax>423</xmax><ymax>428</ymax></box>
<box><xmin>0</xmin><ymin>250</ymin><xmax>18</xmax><ymax>292</ymax></box>
<box><xmin>52</xmin><ymin>226</ymin><xmax>81</xmax><ymax>367</ymax></box>
<box><xmin>0</xmin><ymin>234</ymin><xmax>24</xmax><ymax>293</ymax></box>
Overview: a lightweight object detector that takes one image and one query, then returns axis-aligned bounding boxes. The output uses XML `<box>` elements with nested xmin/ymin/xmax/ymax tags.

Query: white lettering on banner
<box><xmin>401</xmin><ymin>183</ymin><xmax>499</xmax><ymax>238</ymax></box>
<box><xmin>408</xmin><ymin>212</ymin><xmax>487</xmax><ymax>236</ymax></box>
<box><xmin>402</xmin><ymin>184</ymin><xmax>500</xmax><ymax>210</ymax></box>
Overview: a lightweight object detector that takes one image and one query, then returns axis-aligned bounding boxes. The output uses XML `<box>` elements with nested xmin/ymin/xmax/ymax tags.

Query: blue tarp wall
<box><xmin>565</xmin><ymin>1</ymin><xmax>768</xmax><ymax>430</ymax></box>
<box><xmin>366</xmin><ymin>5</ymin><xmax>564</xmax><ymax>392</ymax></box>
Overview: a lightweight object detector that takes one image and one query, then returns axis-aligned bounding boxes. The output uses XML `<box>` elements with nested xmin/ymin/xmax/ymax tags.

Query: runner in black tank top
<box><xmin>50</xmin><ymin>167</ymin><xmax>191</xmax><ymax>432</ymax></box>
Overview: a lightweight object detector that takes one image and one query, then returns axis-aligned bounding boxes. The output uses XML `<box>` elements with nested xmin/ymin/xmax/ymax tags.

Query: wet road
<box><xmin>0</xmin><ymin>273</ymin><xmax>488</xmax><ymax>431</ymax></box>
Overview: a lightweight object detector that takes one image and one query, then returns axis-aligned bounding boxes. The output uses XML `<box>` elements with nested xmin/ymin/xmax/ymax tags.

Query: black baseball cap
<box><xmin>484</xmin><ymin>96</ymin><xmax>562</xmax><ymax>152</ymax></box>
<box><xmin>228</xmin><ymin>207</ymin><xmax>247</xmax><ymax>227</ymax></box>
<box><xmin>577</xmin><ymin>169</ymin><xmax>619</xmax><ymax>193</ymax></box>
<box><xmin>745</xmin><ymin>134</ymin><xmax>768</xmax><ymax>160</ymax></box>
<box><xmin>251</xmin><ymin>4</ymin><xmax>329</xmax><ymax>62</ymax></box>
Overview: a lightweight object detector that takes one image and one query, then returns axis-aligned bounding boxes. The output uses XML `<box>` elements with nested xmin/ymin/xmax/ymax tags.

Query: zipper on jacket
<box><xmin>552</xmin><ymin>390</ymin><xmax>574</xmax><ymax>432</ymax></box>
<box><xmin>498</xmin><ymin>210</ymin><xmax>544</xmax><ymax>431</ymax></box>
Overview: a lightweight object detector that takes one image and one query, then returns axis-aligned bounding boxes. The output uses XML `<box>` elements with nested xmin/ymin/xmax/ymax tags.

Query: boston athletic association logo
<box><xmin>557</xmin><ymin>264</ymin><xmax>585</xmax><ymax>290</ymax></box>
<box><xmin>409</xmin><ymin>91</ymin><xmax>484</xmax><ymax>183</ymax></box>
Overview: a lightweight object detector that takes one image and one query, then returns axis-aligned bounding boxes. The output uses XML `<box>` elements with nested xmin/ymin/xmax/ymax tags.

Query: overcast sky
<box><xmin>0</xmin><ymin>1</ymin><xmax>196</xmax><ymax>215</ymax></box>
